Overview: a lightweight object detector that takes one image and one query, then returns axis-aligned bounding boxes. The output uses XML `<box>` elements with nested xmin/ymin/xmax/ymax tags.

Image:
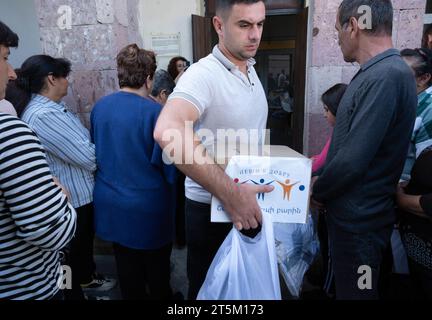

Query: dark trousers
<box><xmin>64</xmin><ymin>203</ymin><xmax>96</xmax><ymax>300</ymax></box>
<box><xmin>408</xmin><ymin>259</ymin><xmax>432</xmax><ymax>299</ymax></box>
<box><xmin>113</xmin><ymin>242</ymin><xmax>173</xmax><ymax>300</ymax></box>
<box><xmin>50</xmin><ymin>290</ymin><xmax>65</xmax><ymax>301</ymax></box>
<box><xmin>175</xmin><ymin>174</ymin><xmax>186</xmax><ymax>247</ymax></box>
<box><xmin>317</xmin><ymin>211</ymin><xmax>335</xmax><ymax>295</ymax></box>
<box><xmin>185</xmin><ymin>198</ymin><xmax>232</xmax><ymax>300</ymax></box>
<box><xmin>327</xmin><ymin>218</ymin><xmax>393</xmax><ymax>300</ymax></box>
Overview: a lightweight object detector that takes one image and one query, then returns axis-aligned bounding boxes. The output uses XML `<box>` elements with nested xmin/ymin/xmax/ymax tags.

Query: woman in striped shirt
<box><xmin>12</xmin><ymin>55</ymin><xmax>115</xmax><ymax>299</ymax></box>
<box><xmin>0</xmin><ymin>20</ymin><xmax>77</xmax><ymax>300</ymax></box>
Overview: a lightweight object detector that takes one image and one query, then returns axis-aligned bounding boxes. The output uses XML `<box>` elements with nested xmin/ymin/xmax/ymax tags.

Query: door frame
<box><xmin>257</xmin><ymin>10</ymin><xmax>309</xmax><ymax>153</ymax></box>
<box><xmin>204</xmin><ymin>0</ymin><xmax>304</xmax><ymax>17</ymax></box>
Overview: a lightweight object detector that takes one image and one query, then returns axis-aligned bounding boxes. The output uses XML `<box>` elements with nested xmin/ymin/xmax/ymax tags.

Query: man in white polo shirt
<box><xmin>154</xmin><ymin>0</ymin><xmax>271</xmax><ymax>299</ymax></box>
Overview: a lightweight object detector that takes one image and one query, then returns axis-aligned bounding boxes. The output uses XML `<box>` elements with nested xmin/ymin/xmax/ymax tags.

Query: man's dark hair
<box><xmin>151</xmin><ymin>70</ymin><xmax>176</xmax><ymax>97</ymax></box>
<box><xmin>338</xmin><ymin>0</ymin><xmax>393</xmax><ymax>36</ymax></box>
<box><xmin>401</xmin><ymin>48</ymin><xmax>432</xmax><ymax>85</ymax></box>
<box><xmin>216</xmin><ymin>0</ymin><xmax>266</xmax><ymax>17</ymax></box>
<box><xmin>321</xmin><ymin>83</ymin><xmax>348</xmax><ymax>117</ymax></box>
<box><xmin>0</xmin><ymin>21</ymin><xmax>19</xmax><ymax>47</ymax></box>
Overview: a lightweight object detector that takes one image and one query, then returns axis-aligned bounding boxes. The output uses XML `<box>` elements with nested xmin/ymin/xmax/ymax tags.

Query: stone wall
<box><xmin>32</xmin><ymin>0</ymin><xmax>428</xmax><ymax>146</ymax></box>
<box><xmin>306</xmin><ymin>0</ymin><xmax>426</xmax><ymax>156</ymax></box>
<box><xmin>34</xmin><ymin>0</ymin><xmax>142</xmax><ymax>127</ymax></box>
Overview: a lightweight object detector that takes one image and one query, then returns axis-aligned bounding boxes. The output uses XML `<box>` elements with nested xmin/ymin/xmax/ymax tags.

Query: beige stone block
<box><xmin>96</xmin><ymin>0</ymin><xmax>115</xmax><ymax>24</ymax></box>
<box><xmin>307</xmin><ymin>66</ymin><xmax>343</xmax><ymax>114</ymax></box>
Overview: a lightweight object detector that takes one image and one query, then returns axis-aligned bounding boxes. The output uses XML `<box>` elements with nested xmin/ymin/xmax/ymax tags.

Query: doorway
<box><xmin>255</xmin><ymin>14</ymin><xmax>297</xmax><ymax>148</ymax></box>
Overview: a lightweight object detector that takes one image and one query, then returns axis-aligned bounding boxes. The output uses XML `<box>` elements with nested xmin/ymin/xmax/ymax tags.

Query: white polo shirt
<box><xmin>168</xmin><ymin>45</ymin><xmax>268</xmax><ymax>204</ymax></box>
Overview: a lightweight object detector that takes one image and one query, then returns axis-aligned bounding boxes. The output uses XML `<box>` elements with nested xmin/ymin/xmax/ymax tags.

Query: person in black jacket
<box><xmin>311</xmin><ymin>0</ymin><xmax>417</xmax><ymax>300</ymax></box>
<box><xmin>397</xmin><ymin>147</ymin><xmax>432</xmax><ymax>299</ymax></box>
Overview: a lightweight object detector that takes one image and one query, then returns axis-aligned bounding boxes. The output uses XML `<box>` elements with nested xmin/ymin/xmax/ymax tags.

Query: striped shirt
<box><xmin>402</xmin><ymin>86</ymin><xmax>432</xmax><ymax>180</ymax></box>
<box><xmin>22</xmin><ymin>95</ymin><xmax>96</xmax><ymax>208</ymax></box>
<box><xmin>0</xmin><ymin>114</ymin><xmax>76</xmax><ymax>300</ymax></box>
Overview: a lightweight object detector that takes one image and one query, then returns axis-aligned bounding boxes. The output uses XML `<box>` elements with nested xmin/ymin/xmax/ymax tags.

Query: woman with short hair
<box><xmin>91</xmin><ymin>44</ymin><xmax>177</xmax><ymax>300</ymax></box>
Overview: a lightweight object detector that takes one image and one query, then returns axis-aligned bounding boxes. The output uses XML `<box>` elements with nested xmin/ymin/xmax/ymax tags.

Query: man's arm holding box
<box><xmin>154</xmin><ymin>98</ymin><xmax>273</xmax><ymax>231</ymax></box>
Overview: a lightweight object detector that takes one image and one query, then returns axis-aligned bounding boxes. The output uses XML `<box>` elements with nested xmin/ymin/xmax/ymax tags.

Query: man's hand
<box><xmin>395</xmin><ymin>184</ymin><xmax>431</xmax><ymax>220</ymax></box>
<box><xmin>222</xmin><ymin>183</ymin><xmax>274</xmax><ymax>231</ymax></box>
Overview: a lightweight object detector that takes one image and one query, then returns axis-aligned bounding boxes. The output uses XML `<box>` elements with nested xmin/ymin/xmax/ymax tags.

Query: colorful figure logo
<box><xmin>234</xmin><ymin>178</ymin><xmax>250</xmax><ymax>185</ymax></box>
<box><xmin>233</xmin><ymin>177</ymin><xmax>306</xmax><ymax>202</ymax></box>
<box><xmin>276</xmin><ymin>179</ymin><xmax>299</xmax><ymax>201</ymax></box>
<box><xmin>251</xmin><ymin>179</ymin><xmax>275</xmax><ymax>201</ymax></box>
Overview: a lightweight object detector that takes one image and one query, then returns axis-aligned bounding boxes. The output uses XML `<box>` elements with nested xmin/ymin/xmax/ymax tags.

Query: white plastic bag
<box><xmin>274</xmin><ymin>213</ymin><xmax>320</xmax><ymax>298</ymax></box>
<box><xmin>197</xmin><ymin>212</ymin><xmax>281</xmax><ymax>300</ymax></box>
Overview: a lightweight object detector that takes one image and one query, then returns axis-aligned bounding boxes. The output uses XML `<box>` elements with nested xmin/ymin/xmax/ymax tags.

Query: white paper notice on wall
<box><xmin>151</xmin><ymin>33</ymin><xmax>181</xmax><ymax>57</ymax></box>
<box><xmin>211</xmin><ymin>155</ymin><xmax>312</xmax><ymax>224</ymax></box>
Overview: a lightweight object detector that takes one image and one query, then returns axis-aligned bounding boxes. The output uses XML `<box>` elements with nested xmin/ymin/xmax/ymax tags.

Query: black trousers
<box><xmin>185</xmin><ymin>198</ymin><xmax>232</xmax><ymax>300</ymax></box>
<box><xmin>50</xmin><ymin>289</ymin><xmax>65</xmax><ymax>301</ymax></box>
<box><xmin>113</xmin><ymin>242</ymin><xmax>173</xmax><ymax>300</ymax></box>
<box><xmin>175</xmin><ymin>173</ymin><xmax>186</xmax><ymax>247</ymax></box>
<box><xmin>327</xmin><ymin>218</ymin><xmax>393</xmax><ymax>300</ymax></box>
<box><xmin>408</xmin><ymin>258</ymin><xmax>432</xmax><ymax>299</ymax></box>
<box><xmin>64</xmin><ymin>203</ymin><xmax>96</xmax><ymax>300</ymax></box>
<box><xmin>317</xmin><ymin>211</ymin><xmax>335</xmax><ymax>295</ymax></box>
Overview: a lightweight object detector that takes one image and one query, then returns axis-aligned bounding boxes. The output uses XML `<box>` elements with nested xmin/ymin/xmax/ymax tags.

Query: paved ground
<box><xmin>88</xmin><ymin>238</ymin><xmax>323</xmax><ymax>301</ymax></box>
<box><xmin>85</xmin><ymin>248</ymin><xmax>188</xmax><ymax>300</ymax></box>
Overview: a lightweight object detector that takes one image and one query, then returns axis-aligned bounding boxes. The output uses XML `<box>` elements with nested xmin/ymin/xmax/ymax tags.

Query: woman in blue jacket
<box><xmin>91</xmin><ymin>44</ymin><xmax>177</xmax><ymax>300</ymax></box>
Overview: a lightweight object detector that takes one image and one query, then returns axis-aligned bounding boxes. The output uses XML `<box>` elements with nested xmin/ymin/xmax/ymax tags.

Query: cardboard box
<box><xmin>211</xmin><ymin>145</ymin><xmax>312</xmax><ymax>224</ymax></box>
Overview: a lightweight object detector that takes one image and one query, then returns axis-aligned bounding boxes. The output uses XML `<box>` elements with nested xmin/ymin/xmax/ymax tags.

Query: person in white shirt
<box><xmin>0</xmin><ymin>99</ymin><xmax>17</xmax><ymax>116</ymax></box>
<box><xmin>154</xmin><ymin>0</ymin><xmax>271</xmax><ymax>299</ymax></box>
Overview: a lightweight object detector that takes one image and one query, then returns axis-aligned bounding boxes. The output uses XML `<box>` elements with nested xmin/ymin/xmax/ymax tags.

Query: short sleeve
<box><xmin>168</xmin><ymin>62</ymin><xmax>214</xmax><ymax>116</ymax></box>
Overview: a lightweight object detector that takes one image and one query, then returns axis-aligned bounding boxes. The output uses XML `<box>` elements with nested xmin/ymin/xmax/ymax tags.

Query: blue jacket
<box><xmin>91</xmin><ymin>91</ymin><xmax>177</xmax><ymax>250</ymax></box>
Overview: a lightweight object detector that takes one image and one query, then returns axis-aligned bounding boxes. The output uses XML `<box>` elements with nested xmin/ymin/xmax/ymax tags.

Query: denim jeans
<box><xmin>327</xmin><ymin>218</ymin><xmax>393</xmax><ymax>300</ymax></box>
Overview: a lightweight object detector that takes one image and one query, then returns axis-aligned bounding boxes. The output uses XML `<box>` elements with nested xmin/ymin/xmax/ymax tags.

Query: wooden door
<box><xmin>192</xmin><ymin>15</ymin><xmax>214</xmax><ymax>62</ymax></box>
<box><xmin>292</xmin><ymin>7</ymin><xmax>308</xmax><ymax>153</ymax></box>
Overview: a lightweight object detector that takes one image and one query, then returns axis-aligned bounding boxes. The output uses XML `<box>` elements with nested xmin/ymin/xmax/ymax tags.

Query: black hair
<box><xmin>151</xmin><ymin>70</ymin><xmax>176</xmax><ymax>97</ymax></box>
<box><xmin>422</xmin><ymin>24</ymin><xmax>432</xmax><ymax>48</ymax></box>
<box><xmin>321</xmin><ymin>83</ymin><xmax>348</xmax><ymax>117</ymax></box>
<box><xmin>401</xmin><ymin>48</ymin><xmax>432</xmax><ymax>85</ymax></box>
<box><xmin>10</xmin><ymin>55</ymin><xmax>71</xmax><ymax>116</ymax></box>
<box><xmin>0</xmin><ymin>21</ymin><xmax>19</xmax><ymax>48</ymax></box>
<box><xmin>216</xmin><ymin>0</ymin><xmax>265</xmax><ymax>16</ymax></box>
<box><xmin>167</xmin><ymin>56</ymin><xmax>187</xmax><ymax>80</ymax></box>
<box><xmin>5</xmin><ymin>78</ymin><xmax>29</xmax><ymax>117</ymax></box>
<box><xmin>338</xmin><ymin>0</ymin><xmax>393</xmax><ymax>36</ymax></box>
